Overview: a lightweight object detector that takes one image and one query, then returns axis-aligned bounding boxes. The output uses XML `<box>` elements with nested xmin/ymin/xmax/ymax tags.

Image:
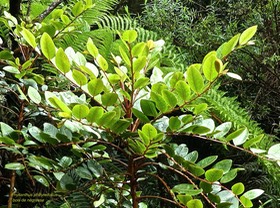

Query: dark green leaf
<box><xmin>140</xmin><ymin>99</ymin><xmax>158</xmax><ymax>117</ymax></box>
<box><xmin>132</xmin><ymin>108</ymin><xmax>150</xmax><ymax>123</ymax></box>
<box><xmin>101</xmin><ymin>93</ymin><xmax>118</xmax><ymax>106</ymax></box>
<box><xmin>197</xmin><ymin>155</ymin><xmax>218</xmax><ymax>168</ymax></box>
<box><xmin>5</xmin><ymin>162</ymin><xmax>25</xmax><ymax>170</ymax></box>
<box><xmin>34</xmin><ymin>175</ymin><xmax>49</xmax><ymax>187</ymax></box>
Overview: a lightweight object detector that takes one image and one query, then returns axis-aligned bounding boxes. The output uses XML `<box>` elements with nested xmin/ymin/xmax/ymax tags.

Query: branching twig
<box><xmin>36</xmin><ymin>0</ymin><xmax>65</xmax><ymax>22</ymax></box>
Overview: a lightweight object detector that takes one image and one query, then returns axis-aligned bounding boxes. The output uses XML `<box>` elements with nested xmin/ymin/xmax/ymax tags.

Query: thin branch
<box><xmin>36</xmin><ymin>0</ymin><xmax>65</xmax><ymax>22</ymax></box>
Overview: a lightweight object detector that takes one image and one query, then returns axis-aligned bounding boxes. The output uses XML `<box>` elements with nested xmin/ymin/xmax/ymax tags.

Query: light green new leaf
<box><xmin>48</xmin><ymin>96</ymin><xmax>72</xmax><ymax>114</ymax></box>
<box><xmin>55</xmin><ymin>48</ymin><xmax>70</xmax><ymax>73</ymax></box>
<box><xmin>142</xmin><ymin>123</ymin><xmax>157</xmax><ymax>140</ymax></box>
<box><xmin>21</xmin><ymin>28</ymin><xmax>37</xmax><ymax>48</ymax></box>
<box><xmin>111</xmin><ymin>119</ymin><xmax>132</xmax><ymax>134</ymax></box>
<box><xmin>134</xmin><ymin>77</ymin><xmax>150</xmax><ymax>89</ymax></box>
<box><xmin>132</xmin><ymin>42</ymin><xmax>148</xmax><ymax>57</ymax></box>
<box><xmin>239</xmin><ymin>25</ymin><xmax>257</xmax><ymax>45</ymax></box>
<box><xmin>72</xmin><ymin>1</ymin><xmax>84</xmax><ymax>16</ymax></box>
<box><xmin>119</xmin><ymin>46</ymin><xmax>131</xmax><ymax>66</ymax></box>
<box><xmin>72</xmin><ymin>69</ymin><xmax>88</xmax><ymax>86</ymax></box>
<box><xmin>40</xmin><ymin>32</ymin><xmax>55</xmax><ymax>60</ymax></box>
<box><xmin>175</xmin><ymin>80</ymin><xmax>191</xmax><ymax>101</ymax></box>
<box><xmin>122</xmin><ymin>30</ymin><xmax>138</xmax><ymax>43</ymax></box>
<box><xmin>202</xmin><ymin>53</ymin><xmax>219</xmax><ymax>81</ymax></box>
<box><xmin>240</xmin><ymin>196</ymin><xmax>253</xmax><ymax>208</ymax></box>
<box><xmin>87</xmin><ymin>38</ymin><xmax>98</xmax><ymax>58</ymax></box>
<box><xmin>133</xmin><ymin>56</ymin><xmax>147</xmax><ymax>73</ymax></box>
<box><xmin>72</xmin><ymin>104</ymin><xmax>89</xmax><ymax>119</ymax></box>
<box><xmin>186</xmin><ymin>199</ymin><xmax>203</xmax><ymax>208</ymax></box>
<box><xmin>101</xmin><ymin>93</ymin><xmax>118</xmax><ymax>106</ymax></box>
<box><xmin>243</xmin><ymin>134</ymin><xmax>264</xmax><ymax>148</ymax></box>
<box><xmin>28</xmin><ymin>86</ymin><xmax>41</xmax><ymax>104</ymax></box>
<box><xmin>96</xmin><ymin>55</ymin><xmax>108</xmax><ymax>71</ymax></box>
<box><xmin>187</xmin><ymin>64</ymin><xmax>204</xmax><ymax>94</ymax></box>
<box><xmin>0</xmin><ymin>136</ymin><xmax>15</xmax><ymax>145</ymax></box>
<box><xmin>205</xmin><ymin>168</ymin><xmax>223</xmax><ymax>182</ymax></box>
<box><xmin>5</xmin><ymin>162</ymin><xmax>25</xmax><ymax>170</ymax></box>
<box><xmin>231</xmin><ymin>182</ymin><xmax>245</xmax><ymax>195</ymax></box>
<box><xmin>217</xmin><ymin>33</ymin><xmax>240</xmax><ymax>58</ymax></box>
<box><xmin>88</xmin><ymin>79</ymin><xmax>104</xmax><ymax>96</ymax></box>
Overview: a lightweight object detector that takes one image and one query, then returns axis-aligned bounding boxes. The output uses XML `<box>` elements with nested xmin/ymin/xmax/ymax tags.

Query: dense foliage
<box><xmin>0</xmin><ymin>0</ymin><xmax>279</xmax><ymax>208</ymax></box>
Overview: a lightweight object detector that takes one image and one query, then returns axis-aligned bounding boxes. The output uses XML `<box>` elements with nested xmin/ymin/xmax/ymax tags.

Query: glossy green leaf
<box><xmin>119</xmin><ymin>46</ymin><xmax>130</xmax><ymax>66</ymax></box>
<box><xmin>86</xmin><ymin>107</ymin><xmax>104</xmax><ymax>124</ymax></box>
<box><xmin>150</xmin><ymin>92</ymin><xmax>168</xmax><ymax>113</ymax></box>
<box><xmin>205</xmin><ymin>168</ymin><xmax>223</xmax><ymax>182</ymax></box>
<box><xmin>101</xmin><ymin>93</ymin><xmax>118</xmax><ymax>106</ymax></box>
<box><xmin>111</xmin><ymin>119</ymin><xmax>131</xmax><ymax>133</ymax></box>
<box><xmin>0</xmin><ymin>136</ymin><xmax>15</xmax><ymax>145</ymax></box>
<box><xmin>243</xmin><ymin>189</ymin><xmax>264</xmax><ymax>200</ymax></box>
<box><xmin>169</xmin><ymin>117</ymin><xmax>181</xmax><ymax>131</ymax></box>
<box><xmin>177</xmin><ymin>194</ymin><xmax>192</xmax><ymax>206</ymax></box>
<box><xmin>122</xmin><ymin>30</ymin><xmax>138</xmax><ymax>43</ymax></box>
<box><xmin>142</xmin><ymin>123</ymin><xmax>157</xmax><ymax>140</ymax></box>
<box><xmin>175</xmin><ymin>80</ymin><xmax>191</xmax><ymax>101</ymax></box>
<box><xmin>72</xmin><ymin>69</ymin><xmax>87</xmax><ymax>86</ymax></box>
<box><xmin>213</xmin><ymin>122</ymin><xmax>232</xmax><ymax>139</ymax></box>
<box><xmin>72</xmin><ymin>104</ymin><xmax>89</xmax><ymax>119</ymax></box>
<box><xmin>220</xmin><ymin>168</ymin><xmax>239</xmax><ymax>183</ymax></box>
<box><xmin>3</xmin><ymin>66</ymin><xmax>20</xmax><ymax>74</ymax></box>
<box><xmin>239</xmin><ymin>25</ymin><xmax>257</xmax><ymax>45</ymax></box>
<box><xmin>197</xmin><ymin>155</ymin><xmax>218</xmax><ymax>168</ymax></box>
<box><xmin>132</xmin><ymin>42</ymin><xmax>148</xmax><ymax>57</ymax></box>
<box><xmin>59</xmin><ymin>156</ymin><xmax>72</xmax><ymax>168</ymax></box>
<box><xmin>187</xmin><ymin>64</ymin><xmax>204</xmax><ymax>94</ymax></box>
<box><xmin>40</xmin><ymin>32</ymin><xmax>55</xmax><ymax>59</ymax></box>
<box><xmin>231</xmin><ymin>182</ymin><xmax>245</xmax><ymax>195</ymax></box>
<box><xmin>140</xmin><ymin>99</ymin><xmax>158</xmax><ymax>117</ymax></box>
<box><xmin>243</xmin><ymin>134</ymin><xmax>264</xmax><ymax>148</ymax></box>
<box><xmin>88</xmin><ymin>79</ymin><xmax>104</xmax><ymax>96</ymax></box>
<box><xmin>34</xmin><ymin>175</ymin><xmax>49</xmax><ymax>187</ymax></box>
<box><xmin>21</xmin><ymin>28</ymin><xmax>37</xmax><ymax>48</ymax></box>
<box><xmin>162</xmin><ymin>90</ymin><xmax>177</xmax><ymax>108</ymax></box>
<box><xmin>55</xmin><ymin>48</ymin><xmax>71</xmax><ymax>73</ymax></box>
<box><xmin>203</xmin><ymin>53</ymin><xmax>219</xmax><ymax>81</ymax></box>
<box><xmin>133</xmin><ymin>56</ymin><xmax>147</xmax><ymax>73</ymax></box>
<box><xmin>48</xmin><ymin>96</ymin><xmax>72</xmax><ymax>114</ymax></box>
<box><xmin>226</xmin><ymin>128</ymin><xmax>248</xmax><ymax>145</ymax></box>
<box><xmin>96</xmin><ymin>54</ymin><xmax>108</xmax><ymax>71</ymax></box>
<box><xmin>77</xmin><ymin>167</ymin><xmax>93</xmax><ymax>180</ymax></box>
<box><xmin>186</xmin><ymin>199</ymin><xmax>203</xmax><ymax>208</ymax></box>
<box><xmin>199</xmin><ymin>181</ymin><xmax>212</xmax><ymax>193</ymax></box>
<box><xmin>5</xmin><ymin>162</ymin><xmax>25</xmax><ymax>170</ymax></box>
<box><xmin>194</xmin><ymin>103</ymin><xmax>208</xmax><ymax>115</ymax></box>
<box><xmin>1</xmin><ymin>122</ymin><xmax>15</xmax><ymax>136</ymax></box>
<box><xmin>218</xmin><ymin>33</ymin><xmax>240</xmax><ymax>58</ymax></box>
<box><xmin>132</xmin><ymin>108</ymin><xmax>150</xmax><ymax>123</ymax></box>
<box><xmin>28</xmin><ymin>86</ymin><xmax>41</xmax><ymax>104</ymax></box>
<box><xmin>87</xmin><ymin>38</ymin><xmax>99</xmax><ymax>58</ymax></box>
<box><xmin>213</xmin><ymin>159</ymin><xmax>232</xmax><ymax>173</ymax></box>
<box><xmin>97</xmin><ymin>111</ymin><xmax>116</xmax><ymax>126</ymax></box>
<box><xmin>134</xmin><ymin>77</ymin><xmax>150</xmax><ymax>89</ymax></box>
